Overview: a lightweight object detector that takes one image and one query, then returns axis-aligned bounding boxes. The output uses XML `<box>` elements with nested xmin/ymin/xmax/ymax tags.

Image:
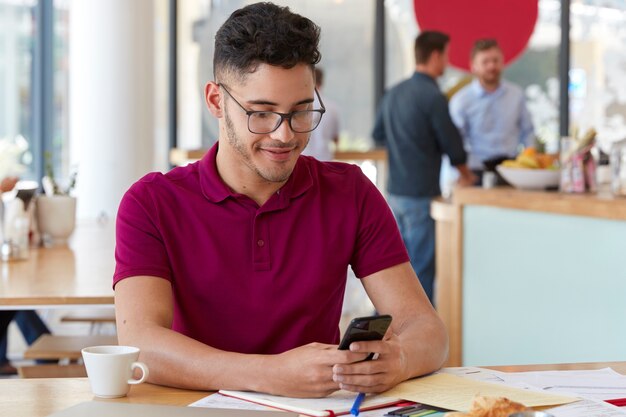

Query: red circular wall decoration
<box><xmin>413</xmin><ymin>0</ymin><xmax>539</xmax><ymax>71</ymax></box>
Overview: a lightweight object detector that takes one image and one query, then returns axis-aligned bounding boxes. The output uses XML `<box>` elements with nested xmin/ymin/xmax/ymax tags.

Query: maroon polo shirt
<box><xmin>114</xmin><ymin>143</ymin><xmax>408</xmax><ymax>354</ymax></box>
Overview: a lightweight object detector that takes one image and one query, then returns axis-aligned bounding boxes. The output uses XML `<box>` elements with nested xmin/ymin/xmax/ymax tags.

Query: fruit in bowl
<box><xmin>500</xmin><ymin>147</ymin><xmax>559</xmax><ymax>169</ymax></box>
<box><xmin>496</xmin><ymin>147</ymin><xmax>560</xmax><ymax>190</ymax></box>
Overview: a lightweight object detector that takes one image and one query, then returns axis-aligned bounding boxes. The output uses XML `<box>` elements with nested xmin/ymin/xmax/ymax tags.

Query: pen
<box><xmin>350</xmin><ymin>392</ymin><xmax>366</xmax><ymax>416</ymax></box>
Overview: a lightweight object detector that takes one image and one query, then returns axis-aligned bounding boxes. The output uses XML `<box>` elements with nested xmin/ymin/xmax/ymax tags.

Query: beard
<box><xmin>224</xmin><ymin>111</ymin><xmax>300</xmax><ymax>183</ymax></box>
<box><xmin>481</xmin><ymin>70</ymin><xmax>501</xmax><ymax>86</ymax></box>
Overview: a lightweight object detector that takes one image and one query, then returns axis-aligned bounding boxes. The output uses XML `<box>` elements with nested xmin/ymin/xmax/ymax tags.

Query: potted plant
<box><xmin>36</xmin><ymin>154</ymin><xmax>78</xmax><ymax>246</ymax></box>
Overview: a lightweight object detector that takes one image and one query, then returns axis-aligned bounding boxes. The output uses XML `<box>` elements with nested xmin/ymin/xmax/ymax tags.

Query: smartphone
<box><xmin>338</xmin><ymin>314</ymin><xmax>392</xmax><ymax>360</ymax></box>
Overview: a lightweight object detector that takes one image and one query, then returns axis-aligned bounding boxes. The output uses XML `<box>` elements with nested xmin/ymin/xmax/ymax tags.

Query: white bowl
<box><xmin>496</xmin><ymin>166</ymin><xmax>560</xmax><ymax>190</ymax></box>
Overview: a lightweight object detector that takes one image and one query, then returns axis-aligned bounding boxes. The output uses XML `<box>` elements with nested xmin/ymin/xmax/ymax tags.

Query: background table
<box><xmin>0</xmin><ymin>221</ymin><xmax>115</xmax><ymax>309</ymax></box>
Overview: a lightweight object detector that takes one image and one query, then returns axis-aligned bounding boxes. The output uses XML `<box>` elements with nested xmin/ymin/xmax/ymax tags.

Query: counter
<box><xmin>432</xmin><ymin>187</ymin><xmax>626</xmax><ymax>366</ymax></box>
<box><xmin>452</xmin><ymin>186</ymin><xmax>626</xmax><ymax>221</ymax></box>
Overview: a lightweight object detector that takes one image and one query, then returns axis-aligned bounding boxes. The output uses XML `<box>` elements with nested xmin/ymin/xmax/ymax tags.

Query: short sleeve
<box><xmin>113</xmin><ymin>179</ymin><xmax>173</xmax><ymax>288</ymax></box>
<box><xmin>349</xmin><ymin>172</ymin><xmax>409</xmax><ymax>278</ymax></box>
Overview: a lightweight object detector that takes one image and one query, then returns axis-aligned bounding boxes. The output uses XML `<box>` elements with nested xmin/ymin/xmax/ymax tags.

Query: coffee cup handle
<box><xmin>128</xmin><ymin>361</ymin><xmax>149</xmax><ymax>385</ymax></box>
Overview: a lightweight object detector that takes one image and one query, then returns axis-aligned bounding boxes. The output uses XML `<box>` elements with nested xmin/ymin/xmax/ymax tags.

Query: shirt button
<box><xmin>257</xmin><ymin>239</ymin><xmax>265</xmax><ymax>247</ymax></box>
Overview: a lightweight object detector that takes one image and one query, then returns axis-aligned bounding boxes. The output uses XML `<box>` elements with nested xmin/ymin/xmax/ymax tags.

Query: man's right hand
<box><xmin>457</xmin><ymin>172</ymin><xmax>478</xmax><ymax>187</ymax></box>
<box><xmin>455</xmin><ymin>165</ymin><xmax>478</xmax><ymax>187</ymax></box>
<box><xmin>263</xmin><ymin>342</ymin><xmax>369</xmax><ymax>398</ymax></box>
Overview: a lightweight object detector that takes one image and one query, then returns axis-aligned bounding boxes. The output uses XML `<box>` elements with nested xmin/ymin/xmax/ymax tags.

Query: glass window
<box><xmin>570</xmin><ymin>0</ymin><xmax>626</xmax><ymax>152</ymax></box>
<box><xmin>503</xmin><ymin>0</ymin><xmax>560</xmax><ymax>151</ymax></box>
<box><xmin>0</xmin><ymin>0</ymin><xmax>70</xmax><ymax>182</ymax></box>
<box><xmin>0</xmin><ymin>0</ymin><xmax>36</xmax><ymax>178</ymax></box>
<box><xmin>52</xmin><ymin>0</ymin><xmax>70</xmax><ymax>179</ymax></box>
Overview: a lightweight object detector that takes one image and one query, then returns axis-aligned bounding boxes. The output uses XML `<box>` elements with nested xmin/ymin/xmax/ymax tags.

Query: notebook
<box><xmin>46</xmin><ymin>401</ymin><xmax>295</xmax><ymax>417</ymax></box>
<box><xmin>218</xmin><ymin>389</ymin><xmax>403</xmax><ymax>417</ymax></box>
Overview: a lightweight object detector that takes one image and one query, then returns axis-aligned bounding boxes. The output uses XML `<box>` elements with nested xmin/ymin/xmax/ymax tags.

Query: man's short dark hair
<box><xmin>471</xmin><ymin>38</ymin><xmax>500</xmax><ymax>60</ymax></box>
<box><xmin>414</xmin><ymin>31</ymin><xmax>450</xmax><ymax>65</ymax></box>
<box><xmin>214</xmin><ymin>2</ymin><xmax>321</xmax><ymax>82</ymax></box>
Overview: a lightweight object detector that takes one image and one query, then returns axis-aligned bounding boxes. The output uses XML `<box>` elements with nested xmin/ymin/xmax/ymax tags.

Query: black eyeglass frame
<box><xmin>218</xmin><ymin>83</ymin><xmax>326</xmax><ymax>134</ymax></box>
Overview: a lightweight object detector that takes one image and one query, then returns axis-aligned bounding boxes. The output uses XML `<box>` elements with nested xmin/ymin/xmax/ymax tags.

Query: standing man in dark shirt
<box><xmin>372</xmin><ymin>31</ymin><xmax>476</xmax><ymax>305</ymax></box>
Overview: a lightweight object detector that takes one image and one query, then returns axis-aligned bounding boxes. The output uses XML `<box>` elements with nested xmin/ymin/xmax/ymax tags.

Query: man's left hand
<box><xmin>331</xmin><ymin>333</ymin><xmax>409</xmax><ymax>393</ymax></box>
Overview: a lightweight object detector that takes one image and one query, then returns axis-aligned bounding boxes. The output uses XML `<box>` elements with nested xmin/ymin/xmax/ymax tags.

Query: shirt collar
<box><xmin>199</xmin><ymin>142</ymin><xmax>230</xmax><ymax>203</ymax></box>
<box><xmin>199</xmin><ymin>141</ymin><xmax>313</xmax><ymax>205</ymax></box>
<box><xmin>412</xmin><ymin>71</ymin><xmax>438</xmax><ymax>87</ymax></box>
<box><xmin>471</xmin><ymin>78</ymin><xmax>505</xmax><ymax>98</ymax></box>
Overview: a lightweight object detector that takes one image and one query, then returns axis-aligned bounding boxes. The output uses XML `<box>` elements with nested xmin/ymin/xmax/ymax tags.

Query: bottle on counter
<box><xmin>610</xmin><ymin>138</ymin><xmax>626</xmax><ymax>197</ymax></box>
<box><xmin>1</xmin><ymin>198</ymin><xmax>29</xmax><ymax>261</ymax></box>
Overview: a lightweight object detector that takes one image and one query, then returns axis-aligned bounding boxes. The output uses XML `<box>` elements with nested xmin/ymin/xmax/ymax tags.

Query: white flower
<box><xmin>0</xmin><ymin>135</ymin><xmax>29</xmax><ymax>180</ymax></box>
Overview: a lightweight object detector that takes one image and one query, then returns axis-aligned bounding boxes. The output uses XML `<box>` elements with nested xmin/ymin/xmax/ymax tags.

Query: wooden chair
<box><xmin>18</xmin><ymin>363</ymin><xmax>87</xmax><ymax>378</ymax></box>
<box><xmin>24</xmin><ymin>334</ymin><xmax>118</xmax><ymax>361</ymax></box>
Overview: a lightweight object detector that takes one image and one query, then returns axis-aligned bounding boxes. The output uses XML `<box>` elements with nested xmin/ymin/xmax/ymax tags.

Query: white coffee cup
<box><xmin>81</xmin><ymin>345</ymin><xmax>149</xmax><ymax>398</ymax></box>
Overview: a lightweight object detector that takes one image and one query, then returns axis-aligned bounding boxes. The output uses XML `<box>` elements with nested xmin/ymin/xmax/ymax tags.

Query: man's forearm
<box><xmin>119</xmin><ymin>324</ymin><xmax>268</xmax><ymax>391</ymax></box>
<box><xmin>396</xmin><ymin>313</ymin><xmax>448</xmax><ymax>380</ymax></box>
<box><xmin>118</xmin><ymin>323</ymin><xmax>351</xmax><ymax>397</ymax></box>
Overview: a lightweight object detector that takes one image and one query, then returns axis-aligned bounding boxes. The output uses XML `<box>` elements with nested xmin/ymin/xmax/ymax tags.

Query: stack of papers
<box><xmin>190</xmin><ymin>366</ymin><xmax>626</xmax><ymax>417</ymax></box>
<box><xmin>382</xmin><ymin>373</ymin><xmax>576</xmax><ymax>411</ymax></box>
<box><xmin>443</xmin><ymin>367</ymin><xmax>626</xmax><ymax>417</ymax></box>
<box><xmin>498</xmin><ymin>368</ymin><xmax>626</xmax><ymax>402</ymax></box>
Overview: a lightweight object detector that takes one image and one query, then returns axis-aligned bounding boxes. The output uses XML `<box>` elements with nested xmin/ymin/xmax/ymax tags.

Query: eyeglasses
<box><xmin>218</xmin><ymin>84</ymin><xmax>326</xmax><ymax>134</ymax></box>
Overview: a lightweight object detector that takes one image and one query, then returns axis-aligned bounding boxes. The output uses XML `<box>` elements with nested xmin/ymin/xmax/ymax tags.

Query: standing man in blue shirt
<box><xmin>372</xmin><ymin>31</ymin><xmax>476</xmax><ymax>305</ymax></box>
<box><xmin>449</xmin><ymin>39</ymin><xmax>535</xmax><ymax>180</ymax></box>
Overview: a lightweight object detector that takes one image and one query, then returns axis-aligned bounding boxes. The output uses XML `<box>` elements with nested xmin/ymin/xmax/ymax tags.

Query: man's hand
<box><xmin>455</xmin><ymin>164</ymin><xmax>478</xmax><ymax>187</ymax></box>
<box><xmin>457</xmin><ymin>172</ymin><xmax>478</xmax><ymax>187</ymax></box>
<box><xmin>265</xmin><ymin>342</ymin><xmax>369</xmax><ymax>398</ymax></box>
<box><xmin>331</xmin><ymin>333</ymin><xmax>409</xmax><ymax>393</ymax></box>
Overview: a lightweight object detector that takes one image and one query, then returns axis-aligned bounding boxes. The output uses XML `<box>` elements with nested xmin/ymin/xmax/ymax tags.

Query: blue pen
<box><xmin>350</xmin><ymin>392</ymin><xmax>366</xmax><ymax>416</ymax></box>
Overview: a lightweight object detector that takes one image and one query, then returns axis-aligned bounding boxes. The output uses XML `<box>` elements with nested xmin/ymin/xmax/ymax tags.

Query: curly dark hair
<box><xmin>214</xmin><ymin>2</ymin><xmax>321</xmax><ymax>82</ymax></box>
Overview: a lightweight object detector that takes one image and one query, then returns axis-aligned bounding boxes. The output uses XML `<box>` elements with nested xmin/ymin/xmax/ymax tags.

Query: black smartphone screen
<box><xmin>338</xmin><ymin>314</ymin><xmax>392</xmax><ymax>359</ymax></box>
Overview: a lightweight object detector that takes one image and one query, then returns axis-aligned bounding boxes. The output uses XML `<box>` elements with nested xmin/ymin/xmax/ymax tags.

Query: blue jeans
<box><xmin>387</xmin><ymin>194</ymin><xmax>435</xmax><ymax>305</ymax></box>
<box><xmin>0</xmin><ymin>310</ymin><xmax>50</xmax><ymax>364</ymax></box>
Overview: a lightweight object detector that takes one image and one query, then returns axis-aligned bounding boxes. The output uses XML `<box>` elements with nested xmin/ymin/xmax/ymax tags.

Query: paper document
<box><xmin>189</xmin><ymin>393</ymin><xmax>276</xmax><ymax>411</ymax></box>
<box><xmin>441</xmin><ymin>367</ymin><xmax>510</xmax><ymax>384</ymax></box>
<box><xmin>434</xmin><ymin>367</ymin><xmax>626</xmax><ymax>415</ymax></box>
<box><xmin>548</xmin><ymin>398</ymin><xmax>626</xmax><ymax>417</ymax></box>
<box><xmin>382</xmin><ymin>373</ymin><xmax>577</xmax><ymax>412</ymax></box>
<box><xmin>498</xmin><ymin>368</ymin><xmax>626</xmax><ymax>401</ymax></box>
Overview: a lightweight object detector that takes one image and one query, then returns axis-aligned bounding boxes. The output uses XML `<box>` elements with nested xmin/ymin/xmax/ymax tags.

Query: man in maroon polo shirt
<box><xmin>114</xmin><ymin>2</ymin><xmax>447</xmax><ymax>397</ymax></box>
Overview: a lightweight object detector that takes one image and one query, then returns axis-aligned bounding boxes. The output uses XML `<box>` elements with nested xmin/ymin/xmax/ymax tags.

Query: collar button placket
<box><xmin>252</xmin><ymin>212</ymin><xmax>270</xmax><ymax>271</ymax></box>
